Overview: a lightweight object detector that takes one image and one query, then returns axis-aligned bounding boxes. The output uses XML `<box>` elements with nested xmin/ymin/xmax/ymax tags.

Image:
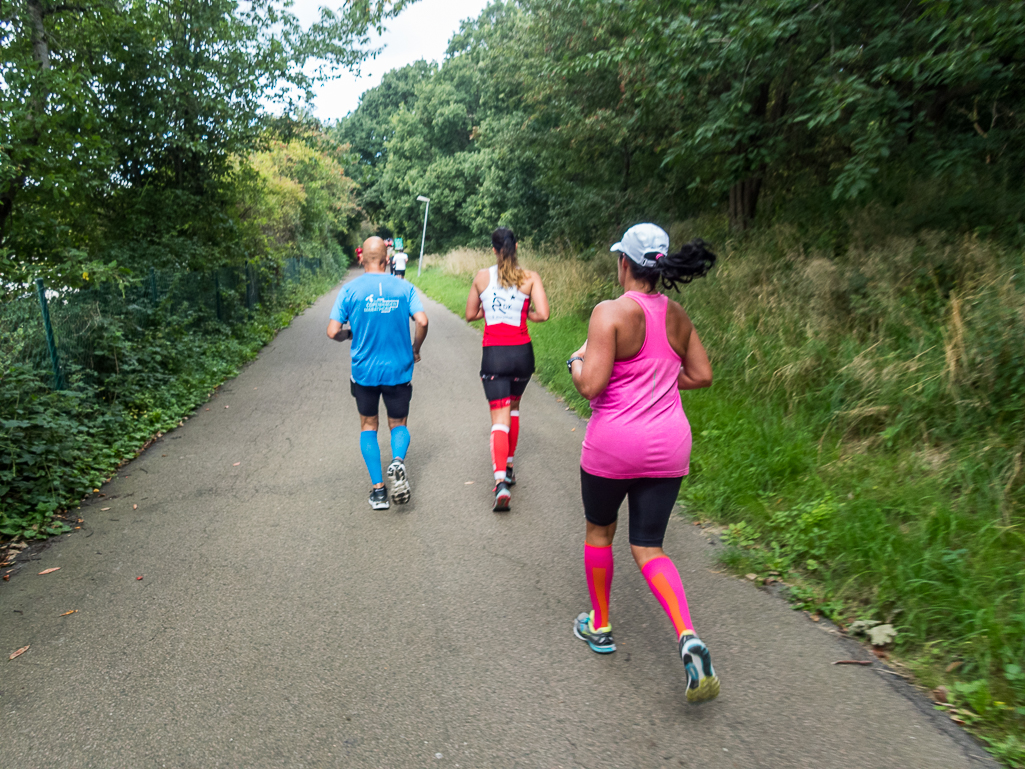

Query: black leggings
<box><xmin>580</xmin><ymin>468</ymin><xmax>684</xmax><ymax>548</ymax></box>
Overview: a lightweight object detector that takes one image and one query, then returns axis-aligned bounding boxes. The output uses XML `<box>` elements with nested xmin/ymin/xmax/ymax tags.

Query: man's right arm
<box><xmin>327</xmin><ymin>320</ymin><xmax>352</xmax><ymax>341</ymax></box>
<box><xmin>327</xmin><ymin>290</ymin><xmax>352</xmax><ymax>341</ymax></box>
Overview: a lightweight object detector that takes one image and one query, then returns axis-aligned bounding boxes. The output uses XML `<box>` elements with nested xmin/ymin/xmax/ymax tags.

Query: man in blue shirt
<box><xmin>327</xmin><ymin>237</ymin><xmax>429</xmax><ymax>509</ymax></box>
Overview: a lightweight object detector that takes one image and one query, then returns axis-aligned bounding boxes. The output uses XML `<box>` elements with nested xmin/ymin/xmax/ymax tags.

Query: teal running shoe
<box><xmin>680</xmin><ymin>633</ymin><xmax>720</xmax><ymax>702</ymax></box>
<box><xmin>573</xmin><ymin>611</ymin><xmax>616</xmax><ymax>654</ymax></box>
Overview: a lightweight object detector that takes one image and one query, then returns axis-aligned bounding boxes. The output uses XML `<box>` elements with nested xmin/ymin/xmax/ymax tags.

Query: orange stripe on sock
<box><xmin>651</xmin><ymin>572</ymin><xmax>690</xmax><ymax>636</ymax></box>
<box><xmin>593</xmin><ymin>567</ymin><xmax>609</xmax><ymax>628</ymax></box>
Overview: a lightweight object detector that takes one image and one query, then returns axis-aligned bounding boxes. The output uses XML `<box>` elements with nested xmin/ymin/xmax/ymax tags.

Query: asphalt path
<box><xmin>1</xmin><ymin>273</ymin><xmax>998</xmax><ymax>768</ymax></box>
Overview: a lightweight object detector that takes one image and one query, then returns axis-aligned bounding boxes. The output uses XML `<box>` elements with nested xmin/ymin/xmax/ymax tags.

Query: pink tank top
<box><xmin>580</xmin><ymin>291</ymin><xmax>692</xmax><ymax>479</ymax></box>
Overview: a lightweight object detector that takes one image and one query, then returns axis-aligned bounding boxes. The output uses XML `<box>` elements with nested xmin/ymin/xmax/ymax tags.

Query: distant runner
<box><xmin>327</xmin><ymin>236</ymin><xmax>429</xmax><ymax>510</ymax></box>
<box><xmin>465</xmin><ymin>227</ymin><xmax>549</xmax><ymax>511</ymax></box>
<box><xmin>392</xmin><ymin>246</ymin><xmax>409</xmax><ymax>279</ymax></box>
<box><xmin>567</xmin><ymin>222</ymin><xmax>719</xmax><ymax>703</ymax></box>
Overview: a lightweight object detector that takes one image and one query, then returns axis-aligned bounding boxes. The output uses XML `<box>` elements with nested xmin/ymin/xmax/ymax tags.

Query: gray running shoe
<box><xmin>387</xmin><ymin>459</ymin><xmax>410</xmax><ymax>504</ymax></box>
<box><xmin>368</xmin><ymin>487</ymin><xmax>390</xmax><ymax>510</ymax></box>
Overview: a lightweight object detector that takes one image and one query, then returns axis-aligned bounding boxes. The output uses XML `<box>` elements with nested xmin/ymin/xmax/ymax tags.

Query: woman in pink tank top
<box><xmin>567</xmin><ymin>222</ymin><xmax>721</xmax><ymax>703</ymax></box>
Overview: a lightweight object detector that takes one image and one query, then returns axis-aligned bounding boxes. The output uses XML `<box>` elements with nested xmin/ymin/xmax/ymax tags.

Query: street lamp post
<box><xmin>416</xmin><ymin>195</ymin><xmax>430</xmax><ymax>277</ymax></box>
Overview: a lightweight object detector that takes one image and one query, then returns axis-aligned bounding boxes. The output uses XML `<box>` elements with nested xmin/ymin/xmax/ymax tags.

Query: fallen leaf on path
<box><xmin>745</xmin><ymin>573</ymin><xmax>758</xmax><ymax>581</ymax></box>
<box><xmin>233</xmin><ymin>462</ymin><xmax>241</xmax><ymax>467</ymax></box>
<box><xmin>101</xmin><ymin>507</ymin><xmax>110</xmax><ymax>511</ymax></box>
<box><xmin>811</xmin><ymin>615</ymin><xmax>821</xmax><ymax>622</ymax></box>
<box><xmin>946</xmin><ymin>660</ymin><xmax>963</xmax><ymax>673</ymax></box>
<box><xmin>2</xmin><ymin>575</ymin><xmax>8</xmax><ymax>581</ymax></box>
<box><xmin>205</xmin><ymin>408</ymin><xmax>210</xmax><ymax>411</ymax></box>
<box><xmin>950</xmin><ymin>715</ymin><xmax>965</xmax><ymax>725</ymax></box>
<box><xmin>833</xmin><ymin>660</ymin><xmax>872</xmax><ymax>666</ymax></box>
<box><xmin>136</xmin><ymin>576</ymin><xmax>143</xmax><ymax>580</ymax></box>
<box><xmin>38</xmin><ymin>567</ymin><xmax>60</xmax><ymax>575</ymax></box>
<box><xmin>871</xmin><ymin>647</ymin><xmax>890</xmax><ymax>660</ymax></box>
<box><xmin>93</xmin><ymin>488</ymin><xmax>100</xmax><ymax>492</ymax></box>
<box><xmin>59</xmin><ymin>610</ymin><xmax>77</xmax><ymax>617</ymax></box>
<box><xmin>571</xmin><ymin>428</ymin><xmax>575</xmax><ymax>431</ymax></box>
<box><xmin>9</xmin><ymin>645</ymin><xmax>29</xmax><ymax>660</ymax></box>
<box><xmin>133</xmin><ymin>504</ymin><xmax>138</xmax><ymax>510</ymax></box>
<box><xmin>464</xmin><ymin>481</ymin><xmax>474</xmax><ymax>485</ymax></box>
<box><xmin>932</xmin><ymin>685</ymin><xmax>949</xmax><ymax>703</ymax></box>
<box><xmin>224</xmin><ymin>405</ymin><xmax>229</xmax><ymax>409</ymax></box>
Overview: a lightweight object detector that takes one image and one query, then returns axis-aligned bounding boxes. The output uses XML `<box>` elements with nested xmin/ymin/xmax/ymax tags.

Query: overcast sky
<box><xmin>290</xmin><ymin>0</ymin><xmax>493</xmax><ymax>122</ymax></box>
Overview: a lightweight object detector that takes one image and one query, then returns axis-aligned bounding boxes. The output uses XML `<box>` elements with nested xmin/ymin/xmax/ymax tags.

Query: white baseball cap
<box><xmin>610</xmin><ymin>223</ymin><xmax>670</xmax><ymax>268</ymax></box>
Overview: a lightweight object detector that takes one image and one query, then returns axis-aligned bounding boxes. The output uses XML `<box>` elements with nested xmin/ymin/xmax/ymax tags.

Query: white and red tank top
<box><xmin>481</xmin><ymin>265</ymin><xmax>531</xmax><ymax>346</ymax></box>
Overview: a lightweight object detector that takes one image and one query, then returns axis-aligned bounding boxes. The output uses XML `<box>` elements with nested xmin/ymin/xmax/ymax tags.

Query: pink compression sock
<box><xmin>641</xmin><ymin>555</ymin><xmax>694</xmax><ymax>639</ymax></box>
<box><xmin>508</xmin><ymin>410</ymin><xmax>520</xmax><ymax>466</ymax></box>
<box><xmin>584</xmin><ymin>544</ymin><xmax>614</xmax><ymax>630</ymax></box>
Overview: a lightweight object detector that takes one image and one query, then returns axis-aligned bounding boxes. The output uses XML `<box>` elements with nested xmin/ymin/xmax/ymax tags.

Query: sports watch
<box><xmin>567</xmin><ymin>355</ymin><xmax>584</xmax><ymax>374</ymax></box>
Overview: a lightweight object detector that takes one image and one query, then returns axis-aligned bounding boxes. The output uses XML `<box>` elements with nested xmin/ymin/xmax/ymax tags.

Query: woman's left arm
<box><xmin>571</xmin><ymin>302</ymin><xmax>616</xmax><ymax>400</ymax></box>
<box><xmin>677</xmin><ymin>327</ymin><xmax>712</xmax><ymax>390</ymax></box>
<box><xmin>527</xmin><ymin>271</ymin><xmax>550</xmax><ymax>322</ymax></box>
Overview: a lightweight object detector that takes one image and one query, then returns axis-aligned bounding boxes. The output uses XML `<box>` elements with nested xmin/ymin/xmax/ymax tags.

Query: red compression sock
<box><xmin>641</xmin><ymin>555</ymin><xmax>694</xmax><ymax>639</ymax></box>
<box><xmin>490</xmin><ymin>424</ymin><xmax>509</xmax><ymax>481</ymax></box>
<box><xmin>507</xmin><ymin>410</ymin><xmax>520</xmax><ymax>467</ymax></box>
<box><xmin>585</xmin><ymin>544</ymin><xmax>614</xmax><ymax>630</ymax></box>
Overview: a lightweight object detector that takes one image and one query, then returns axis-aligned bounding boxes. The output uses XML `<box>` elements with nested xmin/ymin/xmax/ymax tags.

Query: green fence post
<box><xmin>245</xmin><ymin>262</ymin><xmax>256</xmax><ymax>312</ymax></box>
<box><xmin>150</xmin><ymin>267</ymin><xmax>158</xmax><ymax>304</ymax></box>
<box><xmin>214</xmin><ymin>272</ymin><xmax>223</xmax><ymax>322</ymax></box>
<box><xmin>34</xmin><ymin>278</ymin><xmax>65</xmax><ymax>390</ymax></box>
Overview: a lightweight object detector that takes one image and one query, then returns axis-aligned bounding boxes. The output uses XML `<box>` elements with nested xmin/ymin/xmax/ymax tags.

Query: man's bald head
<box><xmin>361</xmin><ymin>236</ymin><xmax>388</xmax><ymax>271</ymax></box>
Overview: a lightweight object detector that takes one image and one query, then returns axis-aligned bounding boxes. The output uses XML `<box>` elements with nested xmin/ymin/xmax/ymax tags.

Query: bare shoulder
<box><xmin>665</xmin><ymin>297</ymin><xmax>691</xmax><ymax>323</ymax></box>
<box><xmin>590</xmin><ymin>299</ymin><xmax>622</xmax><ymax>323</ymax></box>
<box><xmin>472</xmin><ymin>268</ymin><xmax>490</xmax><ymax>288</ymax></box>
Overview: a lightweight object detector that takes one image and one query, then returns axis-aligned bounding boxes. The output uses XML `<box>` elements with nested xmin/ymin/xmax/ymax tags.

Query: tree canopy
<box><xmin>0</xmin><ymin>0</ymin><xmax>415</xmax><ymax>289</ymax></box>
<box><xmin>337</xmin><ymin>0</ymin><xmax>1025</xmax><ymax>250</ymax></box>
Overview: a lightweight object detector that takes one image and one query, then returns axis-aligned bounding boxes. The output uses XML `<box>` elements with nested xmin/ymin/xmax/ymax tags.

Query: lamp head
<box><xmin>416</xmin><ymin>195</ymin><xmax>430</xmax><ymax>203</ymax></box>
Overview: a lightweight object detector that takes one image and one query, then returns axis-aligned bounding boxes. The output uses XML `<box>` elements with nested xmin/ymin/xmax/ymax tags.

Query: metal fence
<box><xmin>1</xmin><ymin>256</ymin><xmax>335</xmax><ymax>391</ymax></box>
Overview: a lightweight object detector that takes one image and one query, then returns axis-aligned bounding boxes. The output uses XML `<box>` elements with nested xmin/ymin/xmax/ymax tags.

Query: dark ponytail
<box><xmin>626</xmin><ymin>238</ymin><xmax>717</xmax><ymax>292</ymax></box>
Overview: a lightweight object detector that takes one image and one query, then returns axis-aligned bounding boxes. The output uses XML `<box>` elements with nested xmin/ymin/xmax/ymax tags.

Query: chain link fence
<box><xmin>1</xmin><ymin>256</ymin><xmax>334</xmax><ymax>391</ymax></box>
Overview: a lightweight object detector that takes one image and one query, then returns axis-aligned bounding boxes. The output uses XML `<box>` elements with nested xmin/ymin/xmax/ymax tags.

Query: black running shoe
<box><xmin>680</xmin><ymin>633</ymin><xmax>720</xmax><ymax>703</ymax></box>
<box><xmin>493</xmin><ymin>481</ymin><xmax>511</xmax><ymax>512</ymax></box>
<box><xmin>504</xmin><ymin>464</ymin><xmax>516</xmax><ymax>486</ymax></box>
<box><xmin>387</xmin><ymin>459</ymin><xmax>410</xmax><ymax>504</ymax></box>
<box><xmin>368</xmin><ymin>487</ymin><xmax>390</xmax><ymax>510</ymax></box>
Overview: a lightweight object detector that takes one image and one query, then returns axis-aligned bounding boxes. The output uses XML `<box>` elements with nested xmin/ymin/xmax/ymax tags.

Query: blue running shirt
<box><xmin>330</xmin><ymin>273</ymin><xmax>424</xmax><ymax>386</ymax></box>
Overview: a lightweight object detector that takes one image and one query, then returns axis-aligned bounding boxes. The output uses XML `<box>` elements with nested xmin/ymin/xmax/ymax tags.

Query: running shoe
<box><xmin>493</xmin><ymin>481</ymin><xmax>511</xmax><ymax>512</ymax></box>
<box><xmin>573</xmin><ymin>611</ymin><xmax>616</xmax><ymax>654</ymax></box>
<box><xmin>368</xmin><ymin>487</ymin><xmax>390</xmax><ymax>510</ymax></box>
<box><xmin>679</xmin><ymin>633</ymin><xmax>720</xmax><ymax>703</ymax></box>
<box><xmin>387</xmin><ymin>459</ymin><xmax>410</xmax><ymax>504</ymax></box>
<box><xmin>504</xmin><ymin>464</ymin><xmax>516</xmax><ymax>486</ymax></box>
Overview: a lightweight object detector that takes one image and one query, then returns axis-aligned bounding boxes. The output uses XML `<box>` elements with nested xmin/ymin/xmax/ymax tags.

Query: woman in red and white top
<box><xmin>465</xmin><ymin>227</ymin><xmax>550</xmax><ymax>511</ymax></box>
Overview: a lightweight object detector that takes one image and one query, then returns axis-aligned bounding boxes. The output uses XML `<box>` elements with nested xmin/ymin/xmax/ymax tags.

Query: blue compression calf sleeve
<box><xmin>390</xmin><ymin>425</ymin><xmax>411</xmax><ymax>461</ymax></box>
<box><xmin>360</xmin><ymin>430</ymin><xmax>383</xmax><ymax>485</ymax></box>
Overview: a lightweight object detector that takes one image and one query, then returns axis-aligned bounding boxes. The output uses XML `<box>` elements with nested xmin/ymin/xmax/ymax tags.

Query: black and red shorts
<box><xmin>480</xmin><ymin>342</ymin><xmax>534</xmax><ymax>408</ymax></box>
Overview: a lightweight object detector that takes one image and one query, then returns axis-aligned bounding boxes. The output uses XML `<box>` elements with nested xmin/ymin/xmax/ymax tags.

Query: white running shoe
<box><xmin>387</xmin><ymin>459</ymin><xmax>410</xmax><ymax>504</ymax></box>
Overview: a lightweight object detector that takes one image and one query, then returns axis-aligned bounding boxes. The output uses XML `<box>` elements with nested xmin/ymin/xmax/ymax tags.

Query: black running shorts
<box><xmin>350</xmin><ymin>380</ymin><xmax>413</xmax><ymax>419</ymax></box>
<box><xmin>480</xmin><ymin>343</ymin><xmax>535</xmax><ymax>406</ymax></box>
<box><xmin>395</xmin><ymin>270</ymin><xmax>406</xmax><ymax>277</ymax></box>
<box><xmin>580</xmin><ymin>468</ymin><xmax>684</xmax><ymax>548</ymax></box>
